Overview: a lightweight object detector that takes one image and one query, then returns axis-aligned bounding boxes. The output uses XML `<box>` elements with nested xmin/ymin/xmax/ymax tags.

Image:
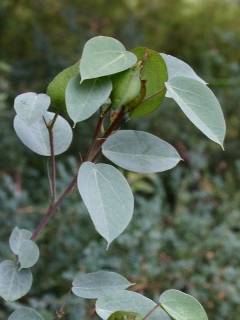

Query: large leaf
<box><xmin>0</xmin><ymin>260</ymin><xmax>32</xmax><ymax>301</ymax></box>
<box><xmin>107</xmin><ymin>311</ymin><xmax>143</xmax><ymax>320</ymax></box>
<box><xmin>77</xmin><ymin>162</ymin><xmax>134</xmax><ymax>246</ymax></box>
<box><xmin>18</xmin><ymin>240</ymin><xmax>40</xmax><ymax>269</ymax></box>
<box><xmin>66</xmin><ymin>75</ymin><xmax>112</xmax><ymax>124</ymax></box>
<box><xmin>159</xmin><ymin>289</ymin><xmax>208</xmax><ymax>320</ymax></box>
<box><xmin>8</xmin><ymin>307</ymin><xmax>44</xmax><ymax>320</ymax></box>
<box><xmin>96</xmin><ymin>290</ymin><xmax>171</xmax><ymax>320</ymax></box>
<box><xmin>80</xmin><ymin>36</ymin><xmax>137</xmax><ymax>81</ymax></box>
<box><xmin>102</xmin><ymin>130</ymin><xmax>182</xmax><ymax>173</ymax></box>
<box><xmin>166</xmin><ymin>77</ymin><xmax>226</xmax><ymax>147</ymax></box>
<box><xmin>14</xmin><ymin>92</ymin><xmax>50</xmax><ymax>125</ymax></box>
<box><xmin>72</xmin><ymin>270</ymin><xmax>133</xmax><ymax>299</ymax></box>
<box><xmin>130</xmin><ymin>47</ymin><xmax>167</xmax><ymax>117</ymax></box>
<box><xmin>14</xmin><ymin>112</ymin><xmax>73</xmax><ymax>156</ymax></box>
<box><xmin>9</xmin><ymin>227</ymin><xmax>32</xmax><ymax>255</ymax></box>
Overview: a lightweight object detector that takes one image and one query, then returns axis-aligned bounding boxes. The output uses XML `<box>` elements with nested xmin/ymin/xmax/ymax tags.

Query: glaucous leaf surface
<box><xmin>107</xmin><ymin>311</ymin><xmax>143</xmax><ymax>320</ymax></box>
<box><xmin>102</xmin><ymin>130</ymin><xmax>182</xmax><ymax>173</ymax></box>
<box><xmin>159</xmin><ymin>289</ymin><xmax>208</xmax><ymax>320</ymax></box>
<box><xmin>66</xmin><ymin>75</ymin><xmax>112</xmax><ymax>124</ymax></box>
<box><xmin>72</xmin><ymin>270</ymin><xmax>133</xmax><ymax>299</ymax></box>
<box><xmin>14</xmin><ymin>112</ymin><xmax>73</xmax><ymax>156</ymax></box>
<box><xmin>14</xmin><ymin>92</ymin><xmax>50</xmax><ymax>125</ymax></box>
<box><xmin>80</xmin><ymin>36</ymin><xmax>137</xmax><ymax>81</ymax></box>
<box><xmin>0</xmin><ymin>260</ymin><xmax>32</xmax><ymax>301</ymax></box>
<box><xmin>9</xmin><ymin>227</ymin><xmax>32</xmax><ymax>255</ymax></box>
<box><xmin>130</xmin><ymin>47</ymin><xmax>167</xmax><ymax>117</ymax></box>
<box><xmin>18</xmin><ymin>240</ymin><xmax>40</xmax><ymax>269</ymax></box>
<box><xmin>8</xmin><ymin>307</ymin><xmax>44</xmax><ymax>320</ymax></box>
<box><xmin>96</xmin><ymin>290</ymin><xmax>171</xmax><ymax>320</ymax></box>
<box><xmin>166</xmin><ymin>77</ymin><xmax>226</xmax><ymax>147</ymax></box>
<box><xmin>77</xmin><ymin>162</ymin><xmax>134</xmax><ymax>245</ymax></box>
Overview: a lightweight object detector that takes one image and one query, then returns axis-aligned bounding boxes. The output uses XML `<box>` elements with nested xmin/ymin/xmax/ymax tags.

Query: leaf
<box><xmin>159</xmin><ymin>289</ymin><xmax>208</xmax><ymax>320</ymax></box>
<box><xmin>130</xmin><ymin>47</ymin><xmax>167</xmax><ymax>117</ymax></box>
<box><xmin>80</xmin><ymin>36</ymin><xmax>137</xmax><ymax>81</ymax></box>
<box><xmin>14</xmin><ymin>92</ymin><xmax>50</xmax><ymax>125</ymax></box>
<box><xmin>14</xmin><ymin>111</ymin><xmax>73</xmax><ymax>156</ymax></box>
<box><xmin>96</xmin><ymin>290</ymin><xmax>171</xmax><ymax>320</ymax></box>
<box><xmin>72</xmin><ymin>270</ymin><xmax>133</xmax><ymax>299</ymax></box>
<box><xmin>102</xmin><ymin>130</ymin><xmax>182</xmax><ymax>173</ymax></box>
<box><xmin>9</xmin><ymin>227</ymin><xmax>32</xmax><ymax>255</ymax></box>
<box><xmin>18</xmin><ymin>240</ymin><xmax>40</xmax><ymax>269</ymax></box>
<box><xmin>47</xmin><ymin>62</ymin><xmax>79</xmax><ymax>113</ymax></box>
<box><xmin>111</xmin><ymin>67</ymin><xmax>141</xmax><ymax>109</ymax></box>
<box><xmin>0</xmin><ymin>260</ymin><xmax>32</xmax><ymax>302</ymax></box>
<box><xmin>165</xmin><ymin>77</ymin><xmax>226</xmax><ymax>147</ymax></box>
<box><xmin>107</xmin><ymin>311</ymin><xmax>143</xmax><ymax>320</ymax></box>
<box><xmin>66</xmin><ymin>75</ymin><xmax>112</xmax><ymax>124</ymax></box>
<box><xmin>8</xmin><ymin>307</ymin><xmax>44</xmax><ymax>320</ymax></box>
<box><xmin>77</xmin><ymin>162</ymin><xmax>134</xmax><ymax>246</ymax></box>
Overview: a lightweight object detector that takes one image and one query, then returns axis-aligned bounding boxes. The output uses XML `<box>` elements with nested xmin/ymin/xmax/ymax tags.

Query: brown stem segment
<box><xmin>143</xmin><ymin>304</ymin><xmax>160</xmax><ymax>320</ymax></box>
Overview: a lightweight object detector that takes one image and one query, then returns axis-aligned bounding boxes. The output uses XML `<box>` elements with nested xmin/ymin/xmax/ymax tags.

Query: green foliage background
<box><xmin>0</xmin><ymin>0</ymin><xmax>240</xmax><ymax>319</ymax></box>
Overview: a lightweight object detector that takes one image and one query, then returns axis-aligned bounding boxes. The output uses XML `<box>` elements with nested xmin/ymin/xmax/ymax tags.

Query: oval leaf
<box><xmin>72</xmin><ymin>270</ymin><xmax>133</xmax><ymax>299</ymax></box>
<box><xmin>9</xmin><ymin>307</ymin><xmax>44</xmax><ymax>320</ymax></box>
<box><xmin>14</xmin><ymin>92</ymin><xmax>50</xmax><ymax>125</ymax></box>
<box><xmin>80</xmin><ymin>36</ymin><xmax>137</xmax><ymax>81</ymax></box>
<box><xmin>18</xmin><ymin>240</ymin><xmax>40</xmax><ymax>269</ymax></box>
<box><xmin>102</xmin><ymin>130</ymin><xmax>182</xmax><ymax>173</ymax></box>
<box><xmin>159</xmin><ymin>289</ymin><xmax>208</xmax><ymax>320</ymax></box>
<box><xmin>77</xmin><ymin>162</ymin><xmax>134</xmax><ymax>245</ymax></box>
<box><xmin>108</xmin><ymin>311</ymin><xmax>143</xmax><ymax>320</ymax></box>
<box><xmin>166</xmin><ymin>77</ymin><xmax>226</xmax><ymax>147</ymax></box>
<box><xmin>9</xmin><ymin>227</ymin><xmax>32</xmax><ymax>255</ymax></box>
<box><xmin>66</xmin><ymin>76</ymin><xmax>112</xmax><ymax>124</ymax></box>
<box><xmin>96</xmin><ymin>290</ymin><xmax>171</xmax><ymax>320</ymax></box>
<box><xmin>14</xmin><ymin>112</ymin><xmax>73</xmax><ymax>156</ymax></box>
<box><xmin>0</xmin><ymin>260</ymin><xmax>32</xmax><ymax>302</ymax></box>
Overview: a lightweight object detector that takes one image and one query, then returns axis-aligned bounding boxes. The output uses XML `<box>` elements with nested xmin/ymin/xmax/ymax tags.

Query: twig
<box><xmin>143</xmin><ymin>304</ymin><xmax>160</xmax><ymax>320</ymax></box>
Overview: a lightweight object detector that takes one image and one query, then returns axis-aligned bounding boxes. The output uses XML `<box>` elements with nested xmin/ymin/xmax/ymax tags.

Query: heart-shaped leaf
<box><xmin>9</xmin><ymin>227</ymin><xmax>32</xmax><ymax>255</ymax></box>
<box><xmin>18</xmin><ymin>239</ymin><xmax>40</xmax><ymax>269</ymax></box>
<box><xmin>8</xmin><ymin>307</ymin><xmax>44</xmax><ymax>320</ymax></box>
<box><xmin>107</xmin><ymin>311</ymin><xmax>143</xmax><ymax>320</ymax></box>
<box><xmin>77</xmin><ymin>162</ymin><xmax>134</xmax><ymax>246</ymax></box>
<box><xmin>80</xmin><ymin>36</ymin><xmax>137</xmax><ymax>81</ymax></box>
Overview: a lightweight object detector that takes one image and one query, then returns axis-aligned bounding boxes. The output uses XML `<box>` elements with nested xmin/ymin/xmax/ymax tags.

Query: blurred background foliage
<box><xmin>0</xmin><ymin>0</ymin><xmax>240</xmax><ymax>319</ymax></box>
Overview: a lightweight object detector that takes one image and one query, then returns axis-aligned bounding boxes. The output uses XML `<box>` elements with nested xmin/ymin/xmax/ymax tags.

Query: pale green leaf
<box><xmin>18</xmin><ymin>240</ymin><xmax>40</xmax><ymax>269</ymax></box>
<box><xmin>8</xmin><ymin>307</ymin><xmax>44</xmax><ymax>320</ymax></box>
<box><xmin>9</xmin><ymin>227</ymin><xmax>32</xmax><ymax>255</ymax></box>
<box><xmin>107</xmin><ymin>311</ymin><xmax>143</xmax><ymax>320</ymax></box>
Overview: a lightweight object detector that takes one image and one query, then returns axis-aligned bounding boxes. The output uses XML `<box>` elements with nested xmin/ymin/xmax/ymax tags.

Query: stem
<box><xmin>143</xmin><ymin>304</ymin><xmax>160</xmax><ymax>320</ymax></box>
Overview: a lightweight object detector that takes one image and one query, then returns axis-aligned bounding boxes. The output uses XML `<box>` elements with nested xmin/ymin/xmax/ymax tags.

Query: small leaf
<box><xmin>159</xmin><ymin>289</ymin><xmax>208</xmax><ymax>320</ymax></box>
<box><xmin>77</xmin><ymin>162</ymin><xmax>134</xmax><ymax>245</ymax></box>
<box><xmin>14</xmin><ymin>92</ymin><xmax>50</xmax><ymax>124</ymax></box>
<box><xmin>18</xmin><ymin>240</ymin><xmax>40</xmax><ymax>269</ymax></box>
<box><xmin>166</xmin><ymin>76</ymin><xmax>226</xmax><ymax>147</ymax></box>
<box><xmin>107</xmin><ymin>311</ymin><xmax>143</xmax><ymax>320</ymax></box>
<box><xmin>102</xmin><ymin>130</ymin><xmax>182</xmax><ymax>173</ymax></box>
<box><xmin>14</xmin><ymin>112</ymin><xmax>73</xmax><ymax>156</ymax></box>
<box><xmin>8</xmin><ymin>307</ymin><xmax>44</xmax><ymax>320</ymax></box>
<box><xmin>9</xmin><ymin>227</ymin><xmax>32</xmax><ymax>255</ymax></box>
<box><xmin>96</xmin><ymin>290</ymin><xmax>170</xmax><ymax>320</ymax></box>
<box><xmin>72</xmin><ymin>270</ymin><xmax>133</xmax><ymax>299</ymax></box>
<box><xmin>66</xmin><ymin>75</ymin><xmax>112</xmax><ymax>124</ymax></box>
<box><xmin>80</xmin><ymin>36</ymin><xmax>137</xmax><ymax>81</ymax></box>
<box><xmin>0</xmin><ymin>260</ymin><xmax>32</xmax><ymax>302</ymax></box>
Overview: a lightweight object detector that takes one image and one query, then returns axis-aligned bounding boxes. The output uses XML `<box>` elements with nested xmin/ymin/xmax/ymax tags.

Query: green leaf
<box><xmin>66</xmin><ymin>75</ymin><xmax>112</xmax><ymax>124</ymax></box>
<box><xmin>0</xmin><ymin>260</ymin><xmax>32</xmax><ymax>302</ymax></box>
<box><xmin>77</xmin><ymin>162</ymin><xmax>134</xmax><ymax>246</ymax></box>
<box><xmin>80</xmin><ymin>36</ymin><xmax>137</xmax><ymax>81</ymax></box>
<box><xmin>8</xmin><ymin>307</ymin><xmax>44</xmax><ymax>320</ymax></box>
<box><xmin>111</xmin><ymin>67</ymin><xmax>141</xmax><ymax>109</ymax></box>
<box><xmin>9</xmin><ymin>227</ymin><xmax>32</xmax><ymax>255</ymax></box>
<box><xmin>96</xmin><ymin>290</ymin><xmax>171</xmax><ymax>320</ymax></box>
<box><xmin>18</xmin><ymin>240</ymin><xmax>40</xmax><ymax>269</ymax></box>
<box><xmin>107</xmin><ymin>311</ymin><xmax>143</xmax><ymax>320</ymax></box>
<box><xmin>166</xmin><ymin>77</ymin><xmax>226</xmax><ymax>147</ymax></box>
<box><xmin>102</xmin><ymin>130</ymin><xmax>182</xmax><ymax>173</ymax></box>
<box><xmin>47</xmin><ymin>62</ymin><xmax>79</xmax><ymax>113</ymax></box>
<box><xmin>130</xmin><ymin>47</ymin><xmax>167</xmax><ymax>118</ymax></box>
<box><xmin>14</xmin><ymin>93</ymin><xmax>50</xmax><ymax>125</ymax></box>
<box><xmin>72</xmin><ymin>270</ymin><xmax>133</xmax><ymax>299</ymax></box>
<box><xmin>159</xmin><ymin>289</ymin><xmax>208</xmax><ymax>320</ymax></box>
<box><xmin>14</xmin><ymin>112</ymin><xmax>73</xmax><ymax>156</ymax></box>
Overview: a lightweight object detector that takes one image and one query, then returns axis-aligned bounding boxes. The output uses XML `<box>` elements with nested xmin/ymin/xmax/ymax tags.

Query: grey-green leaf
<box><xmin>77</xmin><ymin>162</ymin><xmax>134</xmax><ymax>245</ymax></box>
<box><xmin>8</xmin><ymin>307</ymin><xmax>44</xmax><ymax>320</ymax></box>
<box><xmin>96</xmin><ymin>290</ymin><xmax>171</xmax><ymax>320</ymax></box>
<box><xmin>0</xmin><ymin>260</ymin><xmax>32</xmax><ymax>302</ymax></box>
<box><xmin>18</xmin><ymin>240</ymin><xmax>40</xmax><ymax>269</ymax></box>
<box><xmin>107</xmin><ymin>311</ymin><xmax>143</xmax><ymax>320</ymax></box>
<box><xmin>66</xmin><ymin>76</ymin><xmax>112</xmax><ymax>124</ymax></box>
<box><xmin>102</xmin><ymin>130</ymin><xmax>182</xmax><ymax>173</ymax></box>
<box><xmin>159</xmin><ymin>289</ymin><xmax>208</xmax><ymax>320</ymax></box>
<box><xmin>9</xmin><ymin>227</ymin><xmax>32</xmax><ymax>255</ymax></box>
<box><xmin>72</xmin><ymin>270</ymin><xmax>133</xmax><ymax>299</ymax></box>
<box><xmin>14</xmin><ymin>111</ymin><xmax>73</xmax><ymax>156</ymax></box>
<box><xmin>14</xmin><ymin>92</ymin><xmax>50</xmax><ymax>125</ymax></box>
<box><xmin>80</xmin><ymin>36</ymin><xmax>137</xmax><ymax>81</ymax></box>
<box><xmin>166</xmin><ymin>77</ymin><xmax>226</xmax><ymax>147</ymax></box>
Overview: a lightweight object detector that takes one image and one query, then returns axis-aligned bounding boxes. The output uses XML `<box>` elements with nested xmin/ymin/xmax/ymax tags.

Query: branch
<box><xmin>143</xmin><ymin>304</ymin><xmax>160</xmax><ymax>320</ymax></box>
